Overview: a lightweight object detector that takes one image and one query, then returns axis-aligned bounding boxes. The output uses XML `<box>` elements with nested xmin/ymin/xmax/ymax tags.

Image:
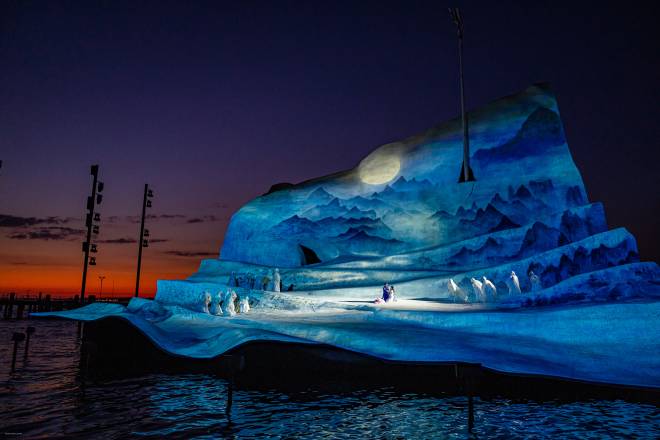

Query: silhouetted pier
<box><xmin>1</xmin><ymin>292</ymin><xmax>130</xmax><ymax>319</ymax></box>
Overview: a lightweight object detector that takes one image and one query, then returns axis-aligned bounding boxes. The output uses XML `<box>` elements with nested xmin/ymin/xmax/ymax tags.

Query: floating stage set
<box><xmin>39</xmin><ymin>84</ymin><xmax>660</xmax><ymax>392</ymax></box>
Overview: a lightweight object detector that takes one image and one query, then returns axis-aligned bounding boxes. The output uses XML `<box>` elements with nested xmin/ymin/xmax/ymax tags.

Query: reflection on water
<box><xmin>1</xmin><ymin>319</ymin><xmax>658</xmax><ymax>439</ymax></box>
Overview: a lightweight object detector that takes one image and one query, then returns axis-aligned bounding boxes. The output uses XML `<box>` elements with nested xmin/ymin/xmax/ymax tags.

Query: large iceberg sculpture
<box><xmin>38</xmin><ymin>83</ymin><xmax>660</xmax><ymax>388</ymax></box>
<box><xmin>160</xmin><ymin>82</ymin><xmax>655</xmax><ymax>308</ymax></box>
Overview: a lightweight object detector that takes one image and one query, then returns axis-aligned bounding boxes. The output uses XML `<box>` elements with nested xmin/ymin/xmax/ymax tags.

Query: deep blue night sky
<box><xmin>1</xmin><ymin>1</ymin><xmax>658</xmax><ymax>293</ymax></box>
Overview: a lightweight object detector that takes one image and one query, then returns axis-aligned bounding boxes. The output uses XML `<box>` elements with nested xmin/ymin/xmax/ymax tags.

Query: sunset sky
<box><xmin>1</xmin><ymin>1</ymin><xmax>658</xmax><ymax>296</ymax></box>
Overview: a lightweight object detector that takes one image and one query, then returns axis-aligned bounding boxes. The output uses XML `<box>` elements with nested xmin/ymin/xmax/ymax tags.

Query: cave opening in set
<box><xmin>299</xmin><ymin>244</ymin><xmax>321</xmax><ymax>265</ymax></box>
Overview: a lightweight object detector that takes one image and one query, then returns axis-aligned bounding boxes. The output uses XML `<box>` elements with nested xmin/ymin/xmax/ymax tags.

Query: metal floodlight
<box><xmin>97</xmin><ymin>181</ymin><xmax>104</xmax><ymax>193</ymax></box>
<box><xmin>96</xmin><ymin>194</ymin><xmax>103</xmax><ymax>204</ymax></box>
<box><xmin>142</xmin><ymin>239</ymin><xmax>149</xmax><ymax>248</ymax></box>
<box><xmin>147</xmin><ymin>189</ymin><xmax>154</xmax><ymax>198</ymax></box>
<box><xmin>86</xmin><ymin>213</ymin><xmax>92</xmax><ymax>227</ymax></box>
<box><xmin>90</xmin><ymin>165</ymin><xmax>99</xmax><ymax>177</ymax></box>
<box><xmin>87</xmin><ymin>196</ymin><xmax>94</xmax><ymax>210</ymax></box>
<box><xmin>146</xmin><ymin>200</ymin><xmax>152</xmax><ymax>208</ymax></box>
<box><xmin>91</xmin><ymin>244</ymin><xmax>98</xmax><ymax>253</ymax></box>
<box><xmin>92</xmin><ymin>225</ymin><xmax>100</xmax><ymax>234</ymax></box>
<box><xmin>89</xmin><ymin>256</ymin><xmax>97</xmax><ymax>266</ymax></box>
<box><xmin>93</xmin><ymin>213</ymin><xmax>101</xmax><ymax>222</ymax></box>
<box><xmin>82</xmin><ymin>241</ymin><xmax>89</xmax><ymax>253</ymax></box>
<box><xmin>144</xmin><ymin>229</ymin><xmax>150</xmax><ymax>237</ymax></box>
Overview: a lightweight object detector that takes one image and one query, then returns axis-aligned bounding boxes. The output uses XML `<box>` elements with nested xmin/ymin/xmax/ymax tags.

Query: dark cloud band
<box><xmin>7</xmin><ymin>226</ymin><xmax>84</xmax><ymax>241</ymax></box>
<box><xmin>0</xmin><ymin>214</ymin><xmax>75</xmax><ymax>228</ymax></box>
<box><xmin>164</xmin><ymin>250</ymin><xmax>216</xmax><ymax>257</ymax></box>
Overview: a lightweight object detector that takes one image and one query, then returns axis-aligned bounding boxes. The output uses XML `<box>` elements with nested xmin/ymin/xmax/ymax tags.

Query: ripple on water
<box><xmin>1</xmin><ymin>319</ymin><xmax>658</xmax><ymax>439</ymax></box>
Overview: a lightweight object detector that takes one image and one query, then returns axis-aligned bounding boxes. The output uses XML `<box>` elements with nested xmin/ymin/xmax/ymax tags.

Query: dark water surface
<box><xmin>1</xmin><ymin>319</ymin><xmax>658</xmax><ymax>439</ymax></box>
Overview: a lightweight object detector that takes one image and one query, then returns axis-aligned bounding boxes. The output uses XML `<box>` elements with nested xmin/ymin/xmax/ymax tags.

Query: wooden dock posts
<box><xmin>8</xmin><ymin>326</ymin><xmax>36</xmax><ymax>372</ymax></box>
<box><xmin>222</xmin><ymin>354</ymin><xmax>245</xmax><ymax>420</ymax></box>
<box><xmin>3</xmin><ymin>292</ymin><xmax>15</xmax><ymax>319</ymax></box>
<box><xmin>10</xmin><ymin>332</ymin><xmax>25</xmax><ymax>372</ymax></box>
<box><xmin>2</xmin><ymin>292</ymin><xmax>53</xmax><ymax>319</ymax></box>
<box><xmin>455</xmin><ymin>362</ymin><xmax>484</xmax><ymax>434</ymax></box>
<box><xmin>24</xmin><ymin>326</ymin><xmax>35</xmax><ymax>358</ymax></box>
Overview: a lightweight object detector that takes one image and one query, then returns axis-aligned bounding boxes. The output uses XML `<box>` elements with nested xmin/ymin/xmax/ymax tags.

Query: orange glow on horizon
<box><xmin>0</xmin><ymin>216</ymin><xmax>224</xmax><ymax>297</ymax></box>
<box><xmin>0</xmin><ymin>268</ymin><xmax>196</xmax><ymax>297</ymax></box>
<box><xmin>0</xmin><ymin>255</ymin><xmax>208</xmax><ymax>297</ymax></box>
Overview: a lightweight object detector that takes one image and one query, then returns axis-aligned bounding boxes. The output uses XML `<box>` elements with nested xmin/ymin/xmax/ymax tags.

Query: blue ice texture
<box><xmin>38</xmin><ymin>83</ymin><xmax>660</xmax><ymax>388</ymax></box>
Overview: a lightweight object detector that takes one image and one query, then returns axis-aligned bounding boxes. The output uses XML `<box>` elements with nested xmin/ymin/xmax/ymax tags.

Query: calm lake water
<box><xmin>1</xmin><ymin>319</ymin><xmax>658</xmax><ymax>439</ymax></box>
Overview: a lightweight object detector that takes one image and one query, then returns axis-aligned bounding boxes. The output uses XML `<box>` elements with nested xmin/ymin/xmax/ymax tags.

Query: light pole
<box><xmin>80</xmin><ymin>165</ymin><xmax>104</xmax><ymax>303</ymax></box>
<box><xmin>135</xmin><ymin>184</ymin><xmax>154</xmax><ymax>297</ymax></box>
<box><xmin>98</xmin><ymin>275</ymin><xmax>106</xmax><ymax>297</ymax></box>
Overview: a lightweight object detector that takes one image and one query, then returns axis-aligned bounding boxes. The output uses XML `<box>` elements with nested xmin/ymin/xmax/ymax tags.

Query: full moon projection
<box><xmin>358</xmin><ymin>152</ymin><xmax>401</xmax><ymax>185</ymax></box>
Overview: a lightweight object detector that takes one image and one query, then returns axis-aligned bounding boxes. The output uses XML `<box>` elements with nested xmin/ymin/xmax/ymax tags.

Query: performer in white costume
<box><xmin>203</xmin><ymin>291</ymin><xmax>212</xmax><ymax>314</ymax></box>
<box><xmin>224</xmin><ymin>289</ymin><xmax>237</xmax><ymax>316</ymax></box>
<box><xmin>210</xmin><ymin>291</ymin><xmax>223</xmax><ymax>315</ymax></box>
<box><xmin>506</xmin><ymin>271</ymin><xmax>522</xmax><ymax>294</ymax></box>
<box><xmin>387</xmin><ymin>285</ymin><xmax>396</xmax><ymax>303</ymax></box>
<box><xmin>470</xmin><ymin>277</ymin><xmax>485</xmax><ymax>302</ymax></box>
<box><xmin>239</xmin><ymin>296</ymin><xmax>250</xmax><ymax>314</ymax></box>
<box><xmin>447</xmin><ymin>279</ymin><xmax>467</xmax><ymax>303</ymax></box>
<box><xmin>482</xmin><ymin>276</ymin><xmax>497</xmax><ymax>301</ymax></box>
<box><xmin>272</xmin><ymin>268</ymin><xmax>281</xmax><ymax>292</ymax></box>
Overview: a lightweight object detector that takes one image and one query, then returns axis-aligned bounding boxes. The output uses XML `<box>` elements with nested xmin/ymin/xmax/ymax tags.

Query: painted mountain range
<box><xmin>220</xmin><ymin>83</ymin><xmax>594</xmax><ymax>268</ymax></box>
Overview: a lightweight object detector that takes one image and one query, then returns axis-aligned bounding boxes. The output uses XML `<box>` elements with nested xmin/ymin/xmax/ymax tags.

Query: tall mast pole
<box><xmin>450</xmin><ymin>7</ymin><xmax>475</xmax><ymax>183</ymax></box>
<box><xmin>135</xmin><ymin>183</ymin><xmax>148</xmax><ymax>297</ymax></box>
